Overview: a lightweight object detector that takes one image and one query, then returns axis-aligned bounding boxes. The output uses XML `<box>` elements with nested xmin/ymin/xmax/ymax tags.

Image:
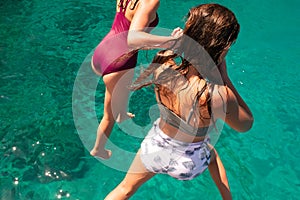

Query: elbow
<box><xmin>238</xmin><ymin>117</ymin><xmax>254</xmax><ymax>133</ymax></box>
<box><xmin>127</xmin><ymin>31</ymin><xmax>140</xmax><ymax>49</ymax></box>
<box><xmin>127</xmin><ymin>36</ymin><xmax>135</xmax><ymax>49</ymax></box>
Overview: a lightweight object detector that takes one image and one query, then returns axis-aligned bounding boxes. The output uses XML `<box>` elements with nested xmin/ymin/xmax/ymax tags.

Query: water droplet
<box><xmin>13</xmin><ymin>177</ymin><xmax>19</xmax><ymax>185</ymax></box>
<box><xmin>45</xmin><ymin>171</ymin><xmax>51</xmax><ymax>177</ymax></box>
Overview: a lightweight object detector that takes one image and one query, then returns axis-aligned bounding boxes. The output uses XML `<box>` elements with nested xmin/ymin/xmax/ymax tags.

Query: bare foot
<box><xmin>90</xmin><ymin>149</ymin><xmax>112</xmax><ymax>160</ymax></box>
<box><xmin>127</xmin><ymin>112</ymin><xmax>135</xmax><ymax>118</ymax></box>
<box><xmin>115</xmin><ymin>112</ymin><xmax>135</xmax><ymax>123</ymax></box>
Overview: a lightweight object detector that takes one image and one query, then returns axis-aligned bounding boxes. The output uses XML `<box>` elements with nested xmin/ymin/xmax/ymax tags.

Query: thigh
<box><xmin>103</xmin><ymin>69</ymin><xmax>134</xmax><ymax>93</ymax></box>
<box><xmin>104</xmin><ymin>150</ymin><xmax>155</xmax><ymax>200</ymax></box>
<box><xmin>102</xmin><ymin>69</ymin><xmax>134</xmax><ymax>119</ymax></box>
<box><xmin>124</xmin><ymin>149</ymin><xmax>156</xmax><ymax>189</ymax></box>
<box><xmin>208</xmin><ymin>147</ymin><xmax>231</xmax><ymax>199</ymax></box>
<box><xmin>207</xmin><ymin>146</ymin><xmax>228</xmax><ymax>186</ymax></box>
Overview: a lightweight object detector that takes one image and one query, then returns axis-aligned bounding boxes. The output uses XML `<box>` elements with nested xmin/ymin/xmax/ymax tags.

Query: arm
<box><xmin>219</xmin><ymin>60</ymin><xmax>252</xmax><ymax>114</ymax></box>
<box><xmin>128</xmin><ymin>0</ymin><xmax>182</xmax><ymax>49</ymax></box>
<box><xmin>224</xmin><ymin>86</ymin><xmax>254</xmax><ymax>132</ymax></box>
<box><xmin>214</xmin><ymin>60</ymin><xmax>254</xmax><ymax>132</ymax></box>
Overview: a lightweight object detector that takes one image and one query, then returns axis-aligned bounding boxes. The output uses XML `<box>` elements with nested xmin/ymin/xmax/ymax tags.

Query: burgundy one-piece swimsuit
<box><xmin>92</xmin><ymin>0</ymin><xmax>159</xmax><ymax>75</ymax></box>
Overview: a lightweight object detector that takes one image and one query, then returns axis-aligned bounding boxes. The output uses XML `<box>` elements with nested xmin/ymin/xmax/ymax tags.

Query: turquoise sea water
<box><xmin>1</xmin><ymin>0</ymin><xmax>299</xmax><ymax>199</ymax></box>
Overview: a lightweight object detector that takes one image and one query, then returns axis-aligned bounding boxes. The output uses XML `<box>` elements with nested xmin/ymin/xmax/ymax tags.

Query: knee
<box><xmin>101</xmin><ymin>113</ymin><xmax>116</xmax><ymax>123</ymax></box>
<box><xmin>105</xmin><ymin>181</ymin><xmax>134</xmax><ymax>200</ymax></box>
<box><xmin>118</xmin><ymin>180</ymin><xmax>136</xmax><ymax>198</ymax></box>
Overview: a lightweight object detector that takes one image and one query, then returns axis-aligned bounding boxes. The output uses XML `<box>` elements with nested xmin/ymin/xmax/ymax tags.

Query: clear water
<box><xmin>1</xmin><ymin>0</ymin><xmax>299</xmax><ymax>199</ymax></box>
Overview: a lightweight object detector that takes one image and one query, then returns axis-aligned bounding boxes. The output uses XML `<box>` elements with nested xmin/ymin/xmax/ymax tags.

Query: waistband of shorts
<box><xmin>153</xmin><ymin>118</ymin><xmax>210</xmax><ymax>147</ymax></box>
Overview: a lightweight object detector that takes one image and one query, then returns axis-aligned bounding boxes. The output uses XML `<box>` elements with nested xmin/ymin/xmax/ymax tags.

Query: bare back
<box><xmin>156</xmin><ymin>71</ymin><xmax>212</xmax><ymax>128</ymax></box>
<box><xmin>152</xmin><ymin>55</ymin><xmax>214</xmax><ymax>142</ymax></box>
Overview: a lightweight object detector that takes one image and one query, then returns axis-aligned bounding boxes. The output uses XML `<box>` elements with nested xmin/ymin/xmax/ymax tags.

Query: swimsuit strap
<box><xmin>129</xmin><ymin>0</ymin><xmax>139</xmax><ymax>10</ymax></box>
<box><xmin>158</xmin><ymin>104</ymin><xmax>209</xmax><ymax>137</ymax></box>
<box><xmin>186</xmin><ymin>84</ymin><xmax>207</xmax><ymax>124</ymax></box>
<box><xmin>155</xmin><ymin>81</ymin><xmax>207</xmax><ymax>124</ymax></box>
<box><xmin>207</xmin><ymin>83</ymin><xmax>218</xmax><ymax>131</ymax></box>
<box><xmin>118</xmin><ymin>0</ymin><xmax>132</xmax><ymax>13</ymax></box>
<box><xmin>155</xmin><ymin>83</ymin><xmax>209</xmax><ymax>136</ymax></box>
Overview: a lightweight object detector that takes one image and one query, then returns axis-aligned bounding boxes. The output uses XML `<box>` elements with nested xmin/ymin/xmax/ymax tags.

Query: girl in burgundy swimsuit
<box><xmin>92</xmin><ymin>1</ymin><xmax>159</xmax><ymax>75</ymax></box>
<box><xmin>90</xmin><ymin>0</ymin><xmax>183</xmax><ymax>159</ymax></box>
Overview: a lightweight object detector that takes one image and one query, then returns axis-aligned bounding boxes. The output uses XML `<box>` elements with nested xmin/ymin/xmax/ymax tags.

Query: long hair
<box><xmin>130</xmin><ymin>50</ymin><xmax>190</xmax><ymax>91</ymax></box>
<box><xmin>132</xmin><ymin>3</ymin><xmax>240</xmax><ymax>89</ymax></box>
<box><xmin>183</xmin><ymin>3</ymin><xmax>240</xmax><ymax>65</ymax></box>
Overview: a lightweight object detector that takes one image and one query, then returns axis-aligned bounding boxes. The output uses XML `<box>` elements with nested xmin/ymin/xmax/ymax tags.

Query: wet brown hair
<box><xmin>183</xmin><ymin>3</ymin><xmax>240</xmax><ymax>64</ymax></box>
<box><xmin>130</xmin><ymin>4</ymin><xmax>240</xmax><ymax>126</ymax></box>
<box><xmin>131</xmin><ymin>3</ymin><xmax>240</xmax><ymax>90</ymax></box>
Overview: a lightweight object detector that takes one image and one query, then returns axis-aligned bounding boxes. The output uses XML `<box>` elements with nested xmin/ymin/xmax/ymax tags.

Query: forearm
<box><xmin>127</xmin><ymin>31</ymin><xmax>176</xmax><ymax>50</ymax></box>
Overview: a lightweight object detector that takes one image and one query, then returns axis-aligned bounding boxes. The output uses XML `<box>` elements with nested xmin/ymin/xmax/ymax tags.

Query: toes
<box><xmin>127</xmin><ymin>112</ymin><xmax>135</xmax><ymax>118</ymax></box>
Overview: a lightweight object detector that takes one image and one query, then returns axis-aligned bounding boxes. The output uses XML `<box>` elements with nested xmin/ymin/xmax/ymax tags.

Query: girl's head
<box><xmin>183</xmin><ymin>4</ymin><xmax>240</xmax><ymax>64</ymax></box>
<box><xmin>131</xmin><ymin>4</ymin><xmax>240</xmax><ymax>90</ymax></box>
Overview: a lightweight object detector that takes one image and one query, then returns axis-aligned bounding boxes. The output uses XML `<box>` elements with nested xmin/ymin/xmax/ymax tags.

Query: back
<box><xmin>152</xmin><ymin>51</ymin><xmax>213</xmax><ymax>129</ymax></box>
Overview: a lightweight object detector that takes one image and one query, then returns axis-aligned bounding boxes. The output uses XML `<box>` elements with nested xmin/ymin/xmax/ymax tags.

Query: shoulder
<box><xmin>211</xmin><ymin>84</ymin><xmax>237</xmax><ymax>104</ymax></box>
<box><xmin>210</xmin><ymin>84</ymin><xmax>231</xmax><ymax>117</ymax></box>
<box><xmin>129</xmin><ymin>0</ymin><xmax>160</xmax><ymax>19</ymax></box>
<box><xmin>210</xmin><ymin>84</ymin><xmax>239</xmax><ymax>118</ymax></box>
<box><xmin>211</xmin><ymin>84</ymin><xmax>226</xmax><ymax>100</ymax></box>
<box><xmin>139</xmin><ymin>0</ymin><xmax>160</xmax><ymax>9</ymax></box>
<box><xmin>140</xmin><ymin>0</ymin><xmax>160</xmax><ymax>5</ymax></box>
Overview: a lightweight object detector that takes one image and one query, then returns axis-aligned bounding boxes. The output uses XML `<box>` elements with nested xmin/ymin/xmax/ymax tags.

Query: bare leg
<box><xmin>110</xmin><ymin>69</ymin><xmax>135</xmax><ymax>123</ymax></box>
<box><xmin>208</xmin><ymin>148</ymin><xmax>232</xmax><ymax>200</ymax></box>
<box><xmin>90</xmin><ymin>69</ymin><xmax>134</xmax><ymax>159</ymax></box>
<box><xmin>105</xmin><ymin>149</ymin><xmax>155</xmax><ymax>200</ymax></box>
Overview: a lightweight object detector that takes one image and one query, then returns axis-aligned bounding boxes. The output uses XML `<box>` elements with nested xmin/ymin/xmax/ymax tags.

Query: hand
<box><xmin>171</xmin><ymin>27</ymin><xmax>183</xmax><ymax>39</ymax></box>
<box><xmin>164</xmin><ymin>27</ymin><xmax>183</xmax><ymax>50</ymax></box>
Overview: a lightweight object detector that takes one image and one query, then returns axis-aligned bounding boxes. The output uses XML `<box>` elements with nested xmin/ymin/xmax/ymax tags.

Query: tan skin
<box><xmin>90</xmin><ymin>0</ymin><xmax>183</xmax><ymax>159</ymax></box>
<box><xmin>104</xmin><ymin>50</ymin><xmax>253</xmax><ymax>199</ymax></box>
<box><xmin>123</xmin><ymin>0</ymin><xmax>158</xmax><ymax>28</ymax></box>
<box><xmin>94</xmin><ymin>2</ymin><xmax>253</xmax><ymax>199</ymax></box>
<box><xmin>126</xmin><ymin>0</ymin><xmax>181</xmax><ymax>48</ymax></box>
